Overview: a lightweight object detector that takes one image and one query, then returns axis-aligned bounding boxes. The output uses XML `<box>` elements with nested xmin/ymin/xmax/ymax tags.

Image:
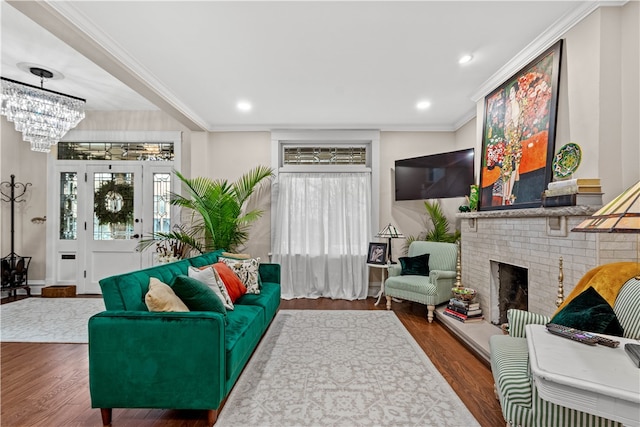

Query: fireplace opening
<box><xmin>490</xmin><ymin>261</ymin><xmax>528</xmax><ymax>325</ymax></box>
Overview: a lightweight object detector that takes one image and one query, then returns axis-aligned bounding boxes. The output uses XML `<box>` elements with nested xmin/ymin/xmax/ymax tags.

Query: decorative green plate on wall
<box><xmin>552</xmin><ymin>142</ymin><xmax>582</xmax><ymax>178</ymax></box>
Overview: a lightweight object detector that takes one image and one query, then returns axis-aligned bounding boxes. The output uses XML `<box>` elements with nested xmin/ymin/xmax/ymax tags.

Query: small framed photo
<box><xmin>367</xmin><ymin>242</ymin><xmax>387</xmax><ymax>265</ymax></box>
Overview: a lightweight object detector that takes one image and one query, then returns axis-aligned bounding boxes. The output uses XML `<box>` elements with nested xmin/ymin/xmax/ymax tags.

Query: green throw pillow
<box><xmin>550</xmin><ymin>286</ymin><xmax>624</xmax><ymax>336</ymax></box>
<box><xmin>170</xmin><ymin>275</ymin><xmax>227</xmax><ymax>319</ymax></box>
<box><xmin>399</xmin><ymin>253</ymin><xmax>430</xmax><ymax>276</ymax></box>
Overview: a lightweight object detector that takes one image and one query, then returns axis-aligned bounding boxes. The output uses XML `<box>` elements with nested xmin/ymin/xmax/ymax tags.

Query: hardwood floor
<box><xmin>1</xmin><ymin>296</ymin><xmax>504</xmax><ymax>426</ymax></box>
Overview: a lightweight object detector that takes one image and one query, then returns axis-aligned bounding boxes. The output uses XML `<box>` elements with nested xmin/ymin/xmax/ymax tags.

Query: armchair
<box><xmin>385</xmin><ymin>241</ymin><xmax>458</xmax><ymax>322</ymax></box>
<box><xmin>490</xmin><ymin>263</ymin><xmax>640</xmax><ymax>427</ymax></box>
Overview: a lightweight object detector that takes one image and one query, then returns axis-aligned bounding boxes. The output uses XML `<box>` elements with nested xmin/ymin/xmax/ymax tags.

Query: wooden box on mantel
<box><xmin>41</xmin><ymin>285</ymin><xmax>76</xmax><ymax>298</ymax></box>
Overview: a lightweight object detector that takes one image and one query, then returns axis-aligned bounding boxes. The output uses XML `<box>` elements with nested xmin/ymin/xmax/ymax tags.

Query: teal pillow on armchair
<box><xmin>398</xmin><ymin>253</ymin><xmax>430</xmax><ymax>276</ymax></box>
<box><xmin>550</xmin><ymin>286</ymin><xmax>624</xmax><ymax>336</ymax></box>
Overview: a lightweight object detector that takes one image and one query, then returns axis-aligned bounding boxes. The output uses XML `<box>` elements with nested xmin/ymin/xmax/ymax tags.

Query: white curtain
<box><xmin>273</xmin><ymin>172</ymin><xmax>371</xmax><ymax>300</ymax></box>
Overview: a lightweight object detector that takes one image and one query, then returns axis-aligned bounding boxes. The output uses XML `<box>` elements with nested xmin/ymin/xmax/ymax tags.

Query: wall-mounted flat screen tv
<box><xmin>395</xmin><ymin>148</ymin><xmax>474</xmax><ymax>201</ymax></box>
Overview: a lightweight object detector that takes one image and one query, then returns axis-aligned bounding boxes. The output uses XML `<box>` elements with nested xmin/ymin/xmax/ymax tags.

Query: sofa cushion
<box><xmin>399</xmin><ymin>253</ymin><xmax>430</xmax><ymax>276</ymax></box>
<box><xmin>145</xmin><ymin>277</ymin><xmax>189</xmax><ymax>312</ymax></box>
<box><xmin>235</xmin><ymin>281</ymin><xmax>281</xmax><ymax>325</ymax></box>
<box><xmin>188</xmin><ymin>266</ymin><xmax>234</xmax><ymax>310</ymax></box>
<box><xmin>99</xmin><ymin>259</ymin><xmax>193</xmax><ymax>311</ymax></box>
<box><xmin>213</xmin><ymin>262</ymin><xmax>247</xmax><ymax>302</ymax></box>
<box><xmin>170</xmin><ymin>275</ymin><xmax>227</xmax><ymax>319</ymax></box>
<box><xmin>386</xmin><ymin>274</ymin><xmax>435</xmax><ymax>295</ymax></box>
<box><xmin>188</xmin><ymin>250</ymin><xmax>224</xmax><ymax>268</ymax></box>
<box><xmin>224</xmin><ymin>304</ymin><xmax>265</xmax><ymax>388</ymax></box>
<box><xmin>550</xmin><ymin>286</ymin><xmax>624</xmax><ymax>336</ymax></box>
<box><xmin>219</xmin><ymin>256</ymin><xmax>261</xmax><ymax>294</ymax></box>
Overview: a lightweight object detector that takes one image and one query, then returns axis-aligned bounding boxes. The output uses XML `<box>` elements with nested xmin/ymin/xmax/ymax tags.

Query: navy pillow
<box><xmin>399</xmin><ymin>253</ymin><xmax>430</xmax><ymax>276</ymax></box>
<box><xmin>550</xmin><ymin>286</ymin><xmax>624</xmax><ymax>336</ymax></box>
<box><xmin>170</xmin><ymin>275</ymin><xmax>227</xmax><ymax>320</ymax></box>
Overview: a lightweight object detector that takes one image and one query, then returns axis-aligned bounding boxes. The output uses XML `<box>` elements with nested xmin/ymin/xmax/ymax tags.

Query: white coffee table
<box><xmin>526</xmin><ymin>324</ymin><xmax>640</xmax><ymax>427</ymax></box>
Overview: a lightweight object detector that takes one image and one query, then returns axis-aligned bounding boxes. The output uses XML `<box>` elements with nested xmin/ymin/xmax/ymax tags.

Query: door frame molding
<box><xmin>46</xmin><ymin>131</ymin><xmax>181</xmax><ymax>293</ymax></box>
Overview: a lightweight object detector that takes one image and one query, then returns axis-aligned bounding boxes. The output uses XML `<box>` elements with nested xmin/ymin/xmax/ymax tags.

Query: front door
<box><xmin>85</xmin><ymin>164</ymin><xmax>143</xmax><ymax>294</ymax></box>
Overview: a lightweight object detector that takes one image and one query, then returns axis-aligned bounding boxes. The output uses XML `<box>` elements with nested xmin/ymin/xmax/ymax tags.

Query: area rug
<box><xmin>217</xmin><ymin>310</ymin><xmax>479</xmax><ymax>427</ymax></box>
<box><xmin>1</xmin><ymin>298</ymin><xmax>105</xmax><ymax>343</ymax></box>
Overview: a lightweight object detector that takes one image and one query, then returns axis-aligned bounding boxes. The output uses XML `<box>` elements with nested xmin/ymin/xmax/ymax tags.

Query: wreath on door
<box><xmin>94</xmin><ymin>181</ymin><xmax>134</xmax><ymax>225</ymax></box>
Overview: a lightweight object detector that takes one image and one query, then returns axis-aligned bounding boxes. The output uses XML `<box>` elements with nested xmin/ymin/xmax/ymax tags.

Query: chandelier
<box><xmin>1</xmin><ymin>67</ymin><xmax>86</xmax><ymax>153</ymax></box>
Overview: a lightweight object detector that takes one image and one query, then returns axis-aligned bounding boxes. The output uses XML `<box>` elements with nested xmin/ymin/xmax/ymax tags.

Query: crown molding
<box><xmin>471</xmin><ymin>1</ymin><xmax>627</xmax><ymax>103</ymax></box>
<box><xmin>9</xmin><ymin>0</ymin><xmax>208</xmax><ymax>132</ymax></box>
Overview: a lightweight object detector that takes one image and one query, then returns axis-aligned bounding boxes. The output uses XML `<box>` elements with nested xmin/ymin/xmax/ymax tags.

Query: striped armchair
<box><xmin>385</xmin><ymin>241</ymin><xmax>458</xmax><ymax>323</ymax></box>
<box><xmin>490</xmin><ymin>270</ymin><xmax>640</xmax><ymax>427</ymax></box>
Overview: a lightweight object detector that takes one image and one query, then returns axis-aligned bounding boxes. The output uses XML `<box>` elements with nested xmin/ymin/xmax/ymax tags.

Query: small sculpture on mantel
<box><xmin>555</xmin><ymin>257</ymin><xmax>564</xmax><ymax>307</ymax></box>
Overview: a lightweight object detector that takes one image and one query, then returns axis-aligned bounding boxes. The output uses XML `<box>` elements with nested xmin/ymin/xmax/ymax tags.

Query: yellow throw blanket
<box><xmin>554</xmin><ymin>262</ymin><xmax>639</xmax><ymax>314</ymax></box>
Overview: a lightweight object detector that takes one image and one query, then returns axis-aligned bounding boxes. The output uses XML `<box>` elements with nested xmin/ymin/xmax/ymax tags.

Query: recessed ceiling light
<box><xmin>416</xmin><ymin>101</ymin><xmax>431</xmax><ymax>110</ymax></box>
<box><xmin>237</xmin><ymin>101</ymin><xmax>252</xmax><ymax>112</ymax></box>
<box><xmin>459</xmin><ymin>54</ymin><xmax>473</xmax><ymax>65</ymax></box>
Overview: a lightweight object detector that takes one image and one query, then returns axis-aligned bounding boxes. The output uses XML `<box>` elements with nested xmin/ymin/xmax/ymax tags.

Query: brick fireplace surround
<box><xmin>457</xmin><ymin>206</ymin><xmax>639</xmax><ymax>321</ymax></box>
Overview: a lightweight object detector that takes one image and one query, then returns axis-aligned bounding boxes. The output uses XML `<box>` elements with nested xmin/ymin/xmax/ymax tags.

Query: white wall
<box><xmin>1</xmin><ymin>118</ymin><xmax>49</xmax><ymax>281</ymax></box>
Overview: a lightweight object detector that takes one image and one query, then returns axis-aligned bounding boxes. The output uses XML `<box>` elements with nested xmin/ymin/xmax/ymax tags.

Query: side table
<box><xmin>367</xmin><ymin>263</ymin><xmax>388</xmax><ymax>306</ymax></box>
<box><xmin>526</xmin><ymin>324</ymin><xmax>640</xmax><ymax>426</ymax></box>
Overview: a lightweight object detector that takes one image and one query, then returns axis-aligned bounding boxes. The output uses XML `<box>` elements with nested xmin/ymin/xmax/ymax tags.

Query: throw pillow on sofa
<box><xmin>550</xmin><ymin>286</ymin><xmax>624</xmax><ymax>336</ymax></box>
<box><xmin>145</xmin><ymin>277</ymin><xmax>189</xmax><ymax>312</ymax></box>
<box><xmin>188</xmin><ymin>266</ymin><xmax>234</xmax><ymax>310</ymax></box>
<box><xmin>213</xmin><ymin>262</ymin><xmax>247</xmax><ymax>302</ymax></box>
<box><xmin>219</xmin><ymin>256</ymin><xmax>261</xmax><ymax>294</ymax></box>
<box><xmin>171</xmin><ymin>275</ymin><xmax>227</xmax><ymax>319</ymax></box>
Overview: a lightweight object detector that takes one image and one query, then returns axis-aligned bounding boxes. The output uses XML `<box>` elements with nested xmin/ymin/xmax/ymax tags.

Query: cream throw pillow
<box><xmin>145</xmin><ymin>277</ymin><xmax>189</xmax><ymax>312</ymax></box>
<box><xmin>188</xmin><ymin>266</ymin><xmax>234</xmax><ymax>310</ymax></box>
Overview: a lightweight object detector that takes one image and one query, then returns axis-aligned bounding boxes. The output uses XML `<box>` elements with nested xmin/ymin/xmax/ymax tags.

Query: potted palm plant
<box><xmin>403</xmin><ymin>200</ymin><xmax>460</xmax><ymax>254</ymax></box>
<box><xmin>138</xmin><ymin>165</ymin><xmax>274</xmax><ymax>258</ymax></box>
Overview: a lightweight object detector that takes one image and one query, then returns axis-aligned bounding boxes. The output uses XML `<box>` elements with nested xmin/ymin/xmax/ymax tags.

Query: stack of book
<box><xmin>443</xmin><ymin>299</ymin><xmax>484</xmax><ymax>323</ymax></box>
<box><xmin>542</xmin><ymin>178</ymin><xmax>603</xmax><ymax>207</ymax></box>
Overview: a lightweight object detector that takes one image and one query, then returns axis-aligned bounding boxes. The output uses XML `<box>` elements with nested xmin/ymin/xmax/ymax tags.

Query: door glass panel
<box><xmin>93</xmin><ymin>172</ymin><xmax>135</xmax><ymax>240</ymax></box>
<box><xmin>59</xmin><ymin>172</ymin><xmax>78</xmax><ymax>240</ymax></box>
<box><xmin>153</xmin><ymin>173</ymin><xmax>171</xmax><ymax>233</ymax></box>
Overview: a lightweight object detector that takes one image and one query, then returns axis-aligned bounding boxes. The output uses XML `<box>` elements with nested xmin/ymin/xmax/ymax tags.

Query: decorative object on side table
<box><xmin>376</xmin><ymin>223</ymin><xmax>404</xmax><ymax>264</ymax></box>
<box><xmin>366</xmin><ymin>242</ymin><xmax>388</xmax><ymax>265</ymax></box>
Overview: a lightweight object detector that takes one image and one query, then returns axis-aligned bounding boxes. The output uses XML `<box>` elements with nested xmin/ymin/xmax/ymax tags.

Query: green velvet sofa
<box><xmin>88</xmin><ymin>250</ymin><xmax>281</xmax><ymax>426</ymax></box>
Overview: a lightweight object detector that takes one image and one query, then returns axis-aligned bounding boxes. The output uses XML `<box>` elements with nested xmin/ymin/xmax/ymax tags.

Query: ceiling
<box><xmin>1</xmin><ymin>1</ymin><xmax>606</xmax><ymax>132</ymax></box>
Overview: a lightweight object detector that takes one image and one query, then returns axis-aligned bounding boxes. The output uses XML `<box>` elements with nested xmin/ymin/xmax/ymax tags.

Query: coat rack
<box><xmin>1</xmin><ymin>174</ymin><xmax>32</xmax><ymax>297</ymax></box>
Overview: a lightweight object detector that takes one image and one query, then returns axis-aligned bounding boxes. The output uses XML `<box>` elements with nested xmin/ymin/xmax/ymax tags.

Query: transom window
<box><xmin>283</xmin><ymin>146</ymin><xmax>367</xmax><ymax>165</ymax></box>
<box><xmin>57</xmin><ymin>142</ymin><xmax>174</xmax><ymax>161</ymax></box>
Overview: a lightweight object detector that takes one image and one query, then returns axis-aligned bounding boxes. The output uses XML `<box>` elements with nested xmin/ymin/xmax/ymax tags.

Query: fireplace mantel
<box><xmin>456</xmin><ymin>205</ymin><xmax>599</xmax><ymax>219</ymax></box>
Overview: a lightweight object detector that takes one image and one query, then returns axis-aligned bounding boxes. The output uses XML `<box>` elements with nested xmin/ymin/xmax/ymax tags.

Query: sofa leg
<box><xmin>207</xmin><ymin>409</ymin><xmax>218</xmax><ymax>426</ymax></box>
<box><xmin>100</xmin><ymin>408</ymin><xmax>112</xmax><ymax>426</ymax></box>
<box><xmin>426</xmin><ymin>305</ymin><xmax>435</xmax><ymax>323</ymax></box>
<box><xmin>386</xmin><ymin>295</ymin><xmax>392</xmax><ymax>310</ymax></box>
